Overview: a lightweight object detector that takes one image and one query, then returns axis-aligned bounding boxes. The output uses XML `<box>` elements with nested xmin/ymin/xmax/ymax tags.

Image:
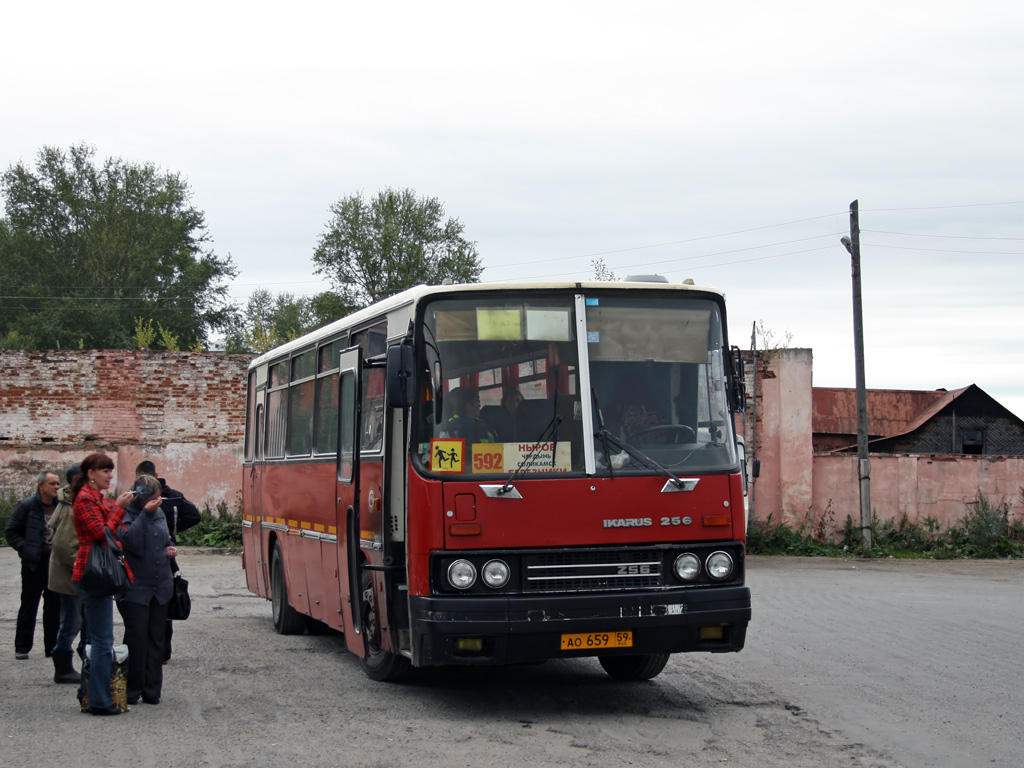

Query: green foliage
<box><xmin>747</xmin><ymin>514</ymin><xmax>845</xmax><ymax>556</ymax></box>
<box><xmin>222</xmin><ymin>288</ymin><xmax>350</xmax><ymax>354</ymax></box>
<box><xmin>312</xmin><ymin>187</ymin><xmax>482</xmax><ymax>310</ymax></box>
<box><xmin>157</xmin><ymin>322</ymin><xmax>179</xmax><ymax>351</ymax></box>
<box><xmin>748</xmin><ymin>490</ymin><xmax>1024</xmax><ymax>559</ymax></box>
<box><xmin>0</xmin><ymin>143</ymin><xmax>236</xmax><ymax>350</ymax></box>
<box><xmin>133</xmin><ymin>317</ymin><xmax>157</xmax><ymax>349</ymax></box>
<box><xmin>176</xmin><ymin>501</ymin><xmax>243</xmax><ymax>548</ymax></box>
<box><xmin>940</xmin><ymin>490</ymin><xmax>1023</xmax><ymax>558</ymax></box>
<box><xmin>872</xmin><ymin>511</ymin><xmax>935</xmax><ymax>553</ymax></box>
<box><xmin>1</xmin><ymin>330</ymin><xmax>27</xmax><ymax>349</ymax></box>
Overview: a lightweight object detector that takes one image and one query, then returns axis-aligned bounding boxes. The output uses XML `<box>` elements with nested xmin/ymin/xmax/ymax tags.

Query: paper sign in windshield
<box><xmin>499</xmin><ymin>442</ymin><xmax>571</xmax><ymax>474</ymax></box>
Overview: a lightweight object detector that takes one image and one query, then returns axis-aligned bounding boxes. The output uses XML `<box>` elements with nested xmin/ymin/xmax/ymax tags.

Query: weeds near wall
<box><xmin>746</xmin><ymin>514</ymin><xmax>846</xmax><ymax>556</ymax></box>
<box><xmin>748</xmin><ymin>488</ymin><xmax>1024</xmax><ymax>559</ymax></box>
<box><xmin>176</xmin><ymin>501</ymin><xmax>244</xmax><ymax>548</ymax></box>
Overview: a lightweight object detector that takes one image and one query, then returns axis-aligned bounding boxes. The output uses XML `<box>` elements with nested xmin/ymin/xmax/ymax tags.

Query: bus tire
<box><xmin>360</xmin><ymin>570</ymin><xmax>411</xmax><ymax>683</ymax></box>
<box><xmin>598</xmin><ymin>653</ymin><xmax>670</xmax><ymax>681</ymax></box>
<box><xmin>271</xmin><ymin>544</ymin><xmax>307</xmax><ymax>635</ymax></box>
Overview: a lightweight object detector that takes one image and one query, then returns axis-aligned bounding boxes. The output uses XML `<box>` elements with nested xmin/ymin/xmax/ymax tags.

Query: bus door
<box><xmin>355</xmin><ymin>362</ymin><xmax>400</xmax><ymax>657</ymax></box>
<box><xmin>336</xmin><ymin>348</ymin><xmax>366</xmax><ymax>658</ymax></box>
<box><xmin>247</xmin><ymin>396</ymin><xmax>269</xmax><ymax>597</ymax></box>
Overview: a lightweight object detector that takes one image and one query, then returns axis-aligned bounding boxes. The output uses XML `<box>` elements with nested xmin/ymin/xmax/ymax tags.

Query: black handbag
<box><xmin>168</xmin><ymin>571</ymin><xmax>191</xmax><ymax>621</ymax></box>
<box><xmin>80</xmin><ymin>527</ymin><xmax>132</xmax><ymax>599</ymax></box>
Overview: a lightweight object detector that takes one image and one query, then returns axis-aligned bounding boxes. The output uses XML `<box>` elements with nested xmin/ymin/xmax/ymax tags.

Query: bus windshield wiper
<box><xmin>590</xmin><ymin>387</ymin><xmax>617</xmax><ymax>479</ymax></box>
<box><xmin>598</xmin><ymin>430</ymin><xmax>689</xmax><ymax>490</ymax></box>
<box><xmin>496</xmin><ymin>415</ymin><xmax>563</xmax><ymax>496</ymax></box>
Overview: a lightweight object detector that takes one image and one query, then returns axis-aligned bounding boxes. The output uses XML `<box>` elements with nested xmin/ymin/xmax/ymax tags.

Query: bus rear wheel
<box><xmin>271</xmin><ymin>544</ymin><xmax>307</xmax><ymax>635</ymax></box>
<box><xmin>598</xmin><ymin>653</ymin><xmax>670</xmax><ymax>681</ymax></box>
<box><xmin>360</xmin><ymin>571</ymin><xmax>411</xmax><ymax>682</ymax></box>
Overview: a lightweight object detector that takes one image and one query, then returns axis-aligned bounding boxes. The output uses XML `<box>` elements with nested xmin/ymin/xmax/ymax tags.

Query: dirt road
<box><xmin>2</xmin><ymin>550</ymin><xmax>1021</xmax><ymax>767</ymax></box>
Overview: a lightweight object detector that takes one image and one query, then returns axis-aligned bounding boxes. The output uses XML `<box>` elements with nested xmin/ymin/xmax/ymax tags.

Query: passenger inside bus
<box><xmin>596</xmin><ymin>362</ymin><xmax>695</xmax><ymax>446</ymax></box>
<box><xmin>481</xmin><ymin>387</ymin><xmax>523</xmax><ymax>442</ymax></box>
<box><xmin>441</xmin><ymin>387</ymin><xmax>498</xmax><ymax>444</ymax></box>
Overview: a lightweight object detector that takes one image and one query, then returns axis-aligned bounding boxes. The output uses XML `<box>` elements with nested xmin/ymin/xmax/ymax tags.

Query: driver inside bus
<box><xmin>441</xmin><ymin>387</ymin><xmax>499</xmax><ymax>444</ymax></box>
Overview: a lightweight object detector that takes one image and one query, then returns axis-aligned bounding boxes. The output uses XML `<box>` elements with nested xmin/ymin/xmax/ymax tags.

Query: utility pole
<box><xmin>748</xmin><ymin>321</ymin><xmax>758</xmax><ymax>528</ymax></box>
<box><xmin>841</xmin><ymin>200</ymin><xmax>872</xmax><ymax>552</ymax></box>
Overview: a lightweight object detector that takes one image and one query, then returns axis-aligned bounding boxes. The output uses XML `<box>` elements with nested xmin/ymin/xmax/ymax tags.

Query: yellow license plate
<box><xmin>560</xmin><ymin>631</ymin><xmax>633</xmax><ymax>650</ymax></box>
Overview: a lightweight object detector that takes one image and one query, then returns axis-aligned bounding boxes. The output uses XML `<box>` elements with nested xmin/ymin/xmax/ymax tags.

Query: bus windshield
<box><xmin>586</xmin><ymin>295</ymin><xmax>737</xmax><ymax>475</ymax></box>
<box><xmin>411</xmin><ymin>292</ymin><xmax>736</xmax><ymax>478</ymax></box>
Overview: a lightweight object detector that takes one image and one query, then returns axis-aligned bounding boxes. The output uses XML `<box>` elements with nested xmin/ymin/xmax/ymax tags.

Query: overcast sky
<box><xmin>5</xmin><ymin>1</ymin><xmax>1023</xmax><ymax>418</ymax></box>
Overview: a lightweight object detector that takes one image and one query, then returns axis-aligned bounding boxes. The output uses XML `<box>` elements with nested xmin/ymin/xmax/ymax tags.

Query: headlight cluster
<box><xmin>672</xmin><ymin>550</ymin><xmax>734</xmax><ymax>582</ymax></box>
<box><xmin>447</xmin><ymin>558</ymin><xmax>510</xmax><ymax>590</ymax></box>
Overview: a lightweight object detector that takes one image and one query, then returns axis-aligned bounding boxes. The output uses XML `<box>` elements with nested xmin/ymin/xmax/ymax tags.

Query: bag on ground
<box><xmin>79</xmin><ymin>644</ymin><xmax>129</xmax><ymax>713</ymax></box>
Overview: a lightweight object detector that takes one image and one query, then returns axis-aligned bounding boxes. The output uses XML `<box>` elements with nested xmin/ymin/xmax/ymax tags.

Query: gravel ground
<box><xmin>3</xmin><ymin>549</ymin><xmax>1021</xmax><ymax>767</ymax></box>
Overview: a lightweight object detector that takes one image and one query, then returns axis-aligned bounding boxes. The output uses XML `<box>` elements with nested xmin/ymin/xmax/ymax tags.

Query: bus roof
<box><xmin>247</xmin><ymin>278</ymin><xmax>726</xmax><ymax>369</ymax></box>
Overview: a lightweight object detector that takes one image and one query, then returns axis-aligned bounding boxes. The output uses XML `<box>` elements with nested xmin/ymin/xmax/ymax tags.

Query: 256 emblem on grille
<box><xmin>618</xmin><ymin>563</ymin><xmax>653</xmax><ymax>575</ymax></box>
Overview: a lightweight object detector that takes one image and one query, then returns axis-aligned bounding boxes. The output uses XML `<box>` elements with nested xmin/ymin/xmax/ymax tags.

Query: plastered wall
<box><xmin>0</xmin><ymin>350</ymin><xmax>249</xmax><ymax>508</ymax></box>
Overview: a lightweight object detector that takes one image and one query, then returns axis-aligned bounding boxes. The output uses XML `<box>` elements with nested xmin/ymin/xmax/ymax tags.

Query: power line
<box><xmin>492</xmin><ymin>245</ymin><xmax>837</xmax><ymax>282</ymax></box>
<box><xmin>0</xmin><ymin>295</ymin><xmax>193</xmax><ymax>301</ymax></box>
<box><xmin>862</xmin><ymin>243</ymin><xmax>1024</xmax><ymax>256</ymax></box>
<box><xmin>862</xmin><ymin>200</ymin><xmax>1024</xmax><ymax>212</ymax></box>
<box><xmin>863</xmin><ymin>229</ymin><xmax>1024</xmax><ymax>241</ymax></box>
<box><xmin>482</xmin><ymin>212</ymin><xmax>847</xmax><ymax>271</ymax></box>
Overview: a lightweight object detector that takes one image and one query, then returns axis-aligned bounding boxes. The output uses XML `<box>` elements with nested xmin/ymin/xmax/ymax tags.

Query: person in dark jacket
<box><xmin>441</xmin><ymin>387</ymin><xmax>498</xmax><ymax>444</ymax></box>
<box><xmin>488</xmin><ymin>387</ymin><xmax>524</xmax><ymax>442</ymax></box>
<box><xmin>6</xmin><ymin>471</ymin><xmax>62</xmax><ymax>660</ymax></box>
<box><xmin>47</xmin><ymin>463</ymin><xmax>86</xmax><ymax>683</ymax></box>
<box><xmin>116</xmin><ymin>474</ymin><xmax>177</xmax><ymax>705</ymax></box>
<box><xmin>135</xmin><ymin>459</ymin><xmax>199</xmax><ymax>661</ymax></box>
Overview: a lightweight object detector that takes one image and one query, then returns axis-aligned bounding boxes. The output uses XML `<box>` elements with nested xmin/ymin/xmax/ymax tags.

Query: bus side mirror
<box><xmin>730</xmin><ymin>346</ymin><xmax>746</xmax><ymax>412</ymax></box>
<box><xmin>385</xmin><ymin>344</ymin><xmax>416</xmax><ymax>409</ymax></box>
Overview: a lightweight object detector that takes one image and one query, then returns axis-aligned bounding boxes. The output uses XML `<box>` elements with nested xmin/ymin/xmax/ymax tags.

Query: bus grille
<box><xmin>522</xmin><ymin>550</ymin><xmax>662</xmax><ymax>593</ymax></box>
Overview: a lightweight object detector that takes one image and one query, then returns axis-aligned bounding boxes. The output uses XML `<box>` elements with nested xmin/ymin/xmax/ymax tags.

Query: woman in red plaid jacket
<box><xmin>72</xmin><ymin>453</ymin><xmax>135</xmax><ymax>716</ymax></box>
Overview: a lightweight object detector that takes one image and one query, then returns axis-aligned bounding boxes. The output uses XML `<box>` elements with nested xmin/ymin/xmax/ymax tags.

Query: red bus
<box><xmin>241</xmin><ymin>279</ymin><xmax>751</xmax><ymax>681</ymax></box>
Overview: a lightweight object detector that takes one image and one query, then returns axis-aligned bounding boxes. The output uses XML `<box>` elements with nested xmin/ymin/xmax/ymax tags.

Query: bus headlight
<box><xmin>447</xmin><ymin>560</ymin><xmax>477</xmax><ymax>590</ymax></box>
<box><xmin>673</xmin><ymin>553</ymin><xmax>701</xmax><ymax>582</ymax></box>
<box><xmin>705</xmin><ymin>551</ymin><xmax>734</xmax><ymax>581</ymax></box>
<box><xmin>481</xmin><ymin>559</ymin><xmax>510</xmax><ymax>589</ymax></box>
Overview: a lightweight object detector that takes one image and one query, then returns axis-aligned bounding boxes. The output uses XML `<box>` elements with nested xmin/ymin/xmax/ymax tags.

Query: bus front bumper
<box><xmin>409</xmin><ymin>586</ymin><xmax>751</xmax><ymax>667</ymax></box>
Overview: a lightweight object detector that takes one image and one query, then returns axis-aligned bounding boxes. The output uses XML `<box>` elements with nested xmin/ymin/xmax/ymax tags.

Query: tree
<box><xmin>312</xmin><ymin>188</ymin><xmax>482</xmax><ymax>309</ymax></box>
<box><xmin>223</xmin><ymin>288</ymin><xmax>350</xmax><ymax>354</ymax></box>
<box><xmin>591</xmin><ymin>257</ymin><xmax>618</xmax><ymax>281</ymax></box>
<box><xmin>0</xmin><ymin>144</ymin><xmax>236</xmax><ymax>349</ymax></box>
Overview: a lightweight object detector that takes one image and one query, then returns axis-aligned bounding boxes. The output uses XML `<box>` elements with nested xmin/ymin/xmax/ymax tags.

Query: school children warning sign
<box><xmin>430</xmin><ymin>440</ymin><xmax>571</xmax><ymax>474</ymax></box>
<box><xmin>430</xmin><ymin>439</ymin><xmax>465</xmax><ymax>472</ymax></box>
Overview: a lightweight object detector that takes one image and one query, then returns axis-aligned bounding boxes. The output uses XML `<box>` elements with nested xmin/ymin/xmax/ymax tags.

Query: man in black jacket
<box><xmin>135</xmin><ymin>460</ymin><xmax>200</xmax><ymax>661</ymax></box>
<box><xmin>6</xmin><ymin>471</ymin><xmax>62</xmax><ymax>659</ymax></box>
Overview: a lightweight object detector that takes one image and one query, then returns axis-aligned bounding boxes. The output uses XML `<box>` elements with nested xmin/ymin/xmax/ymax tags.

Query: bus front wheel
<box><xmin>598</xmin><ymin>653</ymin><xmax>670</xmax><ymax>681</ymax></box>
<box><xmin>271</xmin><ymin>544</ymin><xmax>307</xmax><ymax>635</ymax></box>
<box><xmin>360</xmin><ymin>570</ymin><xmax>411</xmax><ymax>682</ymax></box>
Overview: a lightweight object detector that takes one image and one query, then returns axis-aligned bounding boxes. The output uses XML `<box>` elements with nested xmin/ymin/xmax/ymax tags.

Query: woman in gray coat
<box><xmin>116</xmin><ymin>474</ymin><xmax>178</xmax><ymax>705</ymax></box>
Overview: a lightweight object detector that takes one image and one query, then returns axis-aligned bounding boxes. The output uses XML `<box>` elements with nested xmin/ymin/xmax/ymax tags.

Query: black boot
<box><xmin>52</xmin><ymin>650</ymin><xmax>81</xmax><ymax>684</ymax></box>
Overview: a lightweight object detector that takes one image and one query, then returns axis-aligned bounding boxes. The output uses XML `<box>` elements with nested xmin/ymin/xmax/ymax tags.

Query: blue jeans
<box><xmin>52</xmin><ymin>593</ymin><xmax>85</xmax><ymax>654</ymax></box>
<box><xmin>74</xmin><ymin>583</ymin><xmax>114</xmax><ymax>710</ymax></box>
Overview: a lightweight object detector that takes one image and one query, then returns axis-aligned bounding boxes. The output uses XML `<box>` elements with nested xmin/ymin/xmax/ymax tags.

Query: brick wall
<box><xmin>0</xmin><ymin>350</ymin><xmax>250</xmax><ymax>508</ymax></box>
